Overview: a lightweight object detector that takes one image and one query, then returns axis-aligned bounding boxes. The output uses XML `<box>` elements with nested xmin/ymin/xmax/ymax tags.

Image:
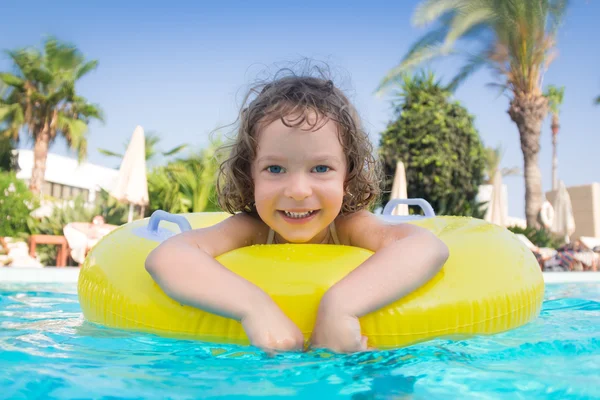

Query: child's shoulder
<box><xmin>335</xmin><ymin>209</ymin><xmax>377</xmax><ymax>226</ymax></box>
<box><xmin>334</xmin><ymin>210</ymin><xmax>380</xmax><ymax>246</ymax></box>
<box><xmin>187</xmin><ymin>212</ymin><xmax>270</xmax><ymax>256</ymax></box>
<box><xmin>224</xmin><ymin>212</ymin><xmax>270</xmax><ymax>246</ymax></box>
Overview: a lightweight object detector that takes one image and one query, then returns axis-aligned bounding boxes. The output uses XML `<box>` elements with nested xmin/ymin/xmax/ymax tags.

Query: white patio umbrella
<box><xmin>110</xmin><ymin>125</ymin><xmax>149</xmax><ymax>222</ymax></box>
<box><xmin>551</xmin><ymin>180</ymin><xmax>576</xmax><ymax>244</ymax></box>
<box><xmin>390</xmin><ymin>161</ymin><xmax>408</xmax><ymax>216</ymax></box>
<box><xmin>485</xmin><ymin>169</ymin><xmax>508</xmax><ymax>226</ymax></box>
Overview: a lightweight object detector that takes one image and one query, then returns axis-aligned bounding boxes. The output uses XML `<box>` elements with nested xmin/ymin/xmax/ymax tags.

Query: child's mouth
<box><xmin>279</xmin><ymin>210</ymin><xmax>319</xmax><ymax>221</ymax></box>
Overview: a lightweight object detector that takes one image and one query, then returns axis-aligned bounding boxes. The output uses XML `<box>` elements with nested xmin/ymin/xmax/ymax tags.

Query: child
<box><xmin>145</xmin><ymin>72</ymin><xmax>449</xmax><ymax>353</ymax></box>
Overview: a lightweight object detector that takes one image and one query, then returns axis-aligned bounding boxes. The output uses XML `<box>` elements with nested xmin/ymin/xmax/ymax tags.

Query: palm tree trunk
<box><xmin>508</xmin><ymin>93</ymin><xmax>548</xmax><ymax>228</ymax></box>
<box><xmin>30</xmin><ymin>128</ymin><xmax>50</xmax><ymax>196</ymax></box>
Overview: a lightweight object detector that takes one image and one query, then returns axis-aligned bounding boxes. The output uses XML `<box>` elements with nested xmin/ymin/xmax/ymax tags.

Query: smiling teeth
<box><xmin>284</xmin><ymin>210</ymin><xmax>313</xmax><ymax>219</ymax></box>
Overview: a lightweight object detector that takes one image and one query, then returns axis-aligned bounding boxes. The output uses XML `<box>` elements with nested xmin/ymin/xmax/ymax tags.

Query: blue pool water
<box><xmin>0</xmin><ymin>282</ymin><xmax>598</xmax><ymax>399</ymax></box>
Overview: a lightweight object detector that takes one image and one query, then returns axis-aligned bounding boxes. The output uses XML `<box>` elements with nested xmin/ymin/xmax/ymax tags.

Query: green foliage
<box><xmin>507</xmin><ymin>225</ymin><xmax>563</xmax><ymax>249</ymax></box>
<box><xmin>0</xmin><ymin>172</ymin><xmax>38</xmax><ymax>237</ymax></box>
<box><xmin>0</xmin><ymin>37</ymin><xmax>103</xmax><ymax>155</ymax></box>
<box><xmin>377</xmin><ymin>0</ymin><xmax>568</xmax><ymax>228</ymax></box>
<box><xmin>26</xmin><ymin>195</ymin><xmax>112</xmax><ymax>265</ymax></box>
<box><xmin>483</xmin><ymin>145</ymin><xmax>521</xmax><ymax>184</ymax></box>
<box><xmin>0</xmin><ymin>37</ymin><xmax>103</xmax><ymax>194</ymax></box>
<box><xmin>379</xmin><ymin>71</ymin><xmax>486</xmax><ymax>217</ymax></box>
<box><xmin>94</xmin><ymin>189</ymin><xmax>130</xmax><ymax>225</ymax></box>
<box><xmin>28</xmin><ymin>195</ymin><xmax>97</xmax><ymax>236</ymax></box>
<box><xmin>377</xmin><ymin>0</ymin><xmax>567</xmax><ymax>95</ymax></box>
<box><xmin>0</xmin><ymin>136</ymin><xmax>14</xmax><ymax>171</ymax></box>
<box><xmin>148</xmin><ymin>140</ymin><xmax>222</xmax><ymax>214</ymax></box>
<box><xmin>544</xmin><ymin>85</ymin><xmax>565</xmax><ymax>116</ymax></box>
<box><xmin>0</xmin><ymin>81</ymin><xmax>15</xmax><ymax>172</ymax></box>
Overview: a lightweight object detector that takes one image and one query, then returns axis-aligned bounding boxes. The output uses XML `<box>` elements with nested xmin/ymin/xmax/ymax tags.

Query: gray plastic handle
<box><xmin>133</xmin><ymin>210</ymin><xmax>192</xmax><ymax>242</ymax></box>
<box><xmin>148</xmin><ymin>210</ymin><xmax>192</xmax><ymax>234</ymax></box>
<box><xmin>382</xmin><ymin>198</ymin><xmax>436</xmax><ymax>217</ymax></box>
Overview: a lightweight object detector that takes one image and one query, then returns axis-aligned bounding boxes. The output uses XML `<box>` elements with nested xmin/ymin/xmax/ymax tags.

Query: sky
<box><xmin>1</xmin><ymin>0</ymin><xmax>599</xmax><ymax>219</ymax></box>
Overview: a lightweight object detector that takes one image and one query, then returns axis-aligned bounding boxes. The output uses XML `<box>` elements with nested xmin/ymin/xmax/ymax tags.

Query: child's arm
<box><xmin>310</xmin><ymin>211</ymin><xmax>449</xmax><ymax>353</ymax></box>
<box><xmin>145</xmin><ymin>213</ymin><xmax>304</xmax><ymax>352</ymax></box>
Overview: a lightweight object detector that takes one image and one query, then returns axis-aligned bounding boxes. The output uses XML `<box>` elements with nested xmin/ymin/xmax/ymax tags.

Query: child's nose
<box><xmin>284</xmin><ymin>173</ymin><xmax>312</xmax><ymax>200</ymax></box>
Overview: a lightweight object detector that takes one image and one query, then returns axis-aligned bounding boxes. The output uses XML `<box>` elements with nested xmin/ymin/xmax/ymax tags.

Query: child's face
<box><xmin>252</xmin><ymin>114</ymin><xmax>347</xmax><ymax>244</ymax></box>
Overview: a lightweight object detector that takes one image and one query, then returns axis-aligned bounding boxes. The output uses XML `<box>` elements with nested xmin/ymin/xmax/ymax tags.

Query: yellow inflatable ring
<box><xmin>78</xmin><ymin>203</ymin><xmax>544</xmax><ymax>349</ymax></box>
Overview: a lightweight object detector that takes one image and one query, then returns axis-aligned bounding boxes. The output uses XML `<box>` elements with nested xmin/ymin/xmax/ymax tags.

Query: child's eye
<box><xmin>267</xmin><ymin>165</ymin><xmax>284</xmax><ymax>174</ymax></box>
<box><xmin>312</xmin><ymin>165</ymin><xmax>330</xmax><ymax>173</ymax></box>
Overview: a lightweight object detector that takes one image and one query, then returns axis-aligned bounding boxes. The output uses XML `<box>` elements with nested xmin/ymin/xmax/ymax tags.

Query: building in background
<box><xmin>12</xmin><ymin>149</ymin><xmax>118</xmax><ymax>204</ymax></box>
<box><xmin>546</xmin><ymin>183</ymin><xmax>600</xmax><ymax>240</ymax></box>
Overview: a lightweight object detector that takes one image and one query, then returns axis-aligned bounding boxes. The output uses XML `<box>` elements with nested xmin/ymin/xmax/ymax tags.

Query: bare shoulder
<box><xmin>335</xmin><ymin>210</ymin><xmax>432</xmax><ymax>251</ymax></box>
<box><xmin>176</xmin><ymin>212</ymin><xmax>269</xmax><ymax>257</ymax></box>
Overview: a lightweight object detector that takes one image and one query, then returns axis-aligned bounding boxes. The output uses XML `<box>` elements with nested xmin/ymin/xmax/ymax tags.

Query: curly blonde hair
<box><xmin>216</xmin><ymin>71</ymin><xmax>381</xmax><ymax>215</ymax></box>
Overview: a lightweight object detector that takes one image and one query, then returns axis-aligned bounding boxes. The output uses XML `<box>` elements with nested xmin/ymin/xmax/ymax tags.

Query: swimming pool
<box><xmin>1</xmin><ymin>282</ymin><xmax>598</xmax><ymax>399</ymax></box>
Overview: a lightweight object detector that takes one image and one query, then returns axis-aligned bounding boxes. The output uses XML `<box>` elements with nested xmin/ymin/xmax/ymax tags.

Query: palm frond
<box><xmin>0</xmin><ymin>73</ymin><xmax>24</xmax><ymax>88</ymax></box>
<box><xmin>483</xmin><ymin>144</ymin><xmax>521</xmax><ymax>183</ymax></box>
<box><xmin>443</xmin><ymin>4</ymin><xmax>494</xmax><ymax>51</ymax></box>
<box><xmin>377</xmin><ymin>44</ymin><xmax>448</xmax><ymax>94</ymax></box>
<box><xmin>162</xmin><ymin>144</ymin><xmax>188</xmax><ymax>157</ymax></box>
<box><xmin>385</xmin><ymin>0</ymin><xmax>568</xmax><ymax>98</ymax></box>
<box><xmin>413</xmin><ymin>0</ymin><xmax>462</xmax><ymax>26</ymax></box>
<box><xmin>501</xmin><ymin>166</ymin><xmax>521</xmax><ymax>177</ymax></box>
<box><xmin>0</xmin><ymin>103</ymin><xmax>21</xmax><ymax>121</ymax></box>
<box><xmin>5</xmin><ymin>48</ymin><xmax>43</xmax><ymax>80</ymax></box>
<box><xmin>447</xmin><ymin>52</ymin><xmax>488</xmax><ymax>91</ymax></box>
<box><xmin>76</xmin><ymin>60</ymin><xmax>99</xmax><ymax>80</ymax></box>
<box><xmin>76</xmin><ymin>102</ymin><xmax>104</xmax><ymax>123</ymax></box>
<box><xmin>0</xmin><ymin>103</ymin><xmax>24</xmax><ymax>141</ymax></box>
<box><xmin>97</xmin><ymin>148</ymin><xmax>124</xmax><ymax>158</ymax></box>
<box><xmin>547</xmin><ymin>0</ymin><xmax>568</xmax><ymax>36</ymax></box>
<box><xmin>56</xmin><ymin>112</ymin><xmax>88</xmax><ymax>159</ymax></box>
<box><xmin>404</xmin><ymin>25</ymin><xmax>450</xmax><ymax>62</ymax></box>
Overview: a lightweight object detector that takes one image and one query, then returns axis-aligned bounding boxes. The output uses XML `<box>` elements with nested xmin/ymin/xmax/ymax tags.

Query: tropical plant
<box><xmin>26</xmin><ymin>194</ymin><xmax>98</xmax><ymax>265</ymax></box>
<box><xmin>544</xmin><ymin>85</ymin><xmax>564</xmax><ymax>190</ymax></box>
<box><xmin>379</xmin><ymin>71</ymin><xmax>486</xmax><ymax>217</ymax></box>
<box><xmin>483</xmin><ymin>145</ymin><xmax>521</xmax><ymax>184</ymax></box>
<box><xmin>377</xmin><ymin>0</ymin><xmax>568</xmax><ymax>228</ymax></box>
<box><xmin>507</xmin><ymin>225</ymin><xmax>562</xmax><ymax>249</ymax></box>
<box><xmin>0</xmin><ymin>82</ymin><xmax>14</xmax><ymax>171</ymax></box>
<box><xmin>0</xmin><ymin>37</ymin><xmax>103</xmax><ymax>195</ymax></box>
<box><xmin>0</xmin><ymin>136</ymin><xmax>14</xmax><ymax>171</ymax></box>
<box><xmin>94</xmin><ymin>189</ymin><xmax>130</xmax><ymax>225</ymax></box>
<box><xmin>98</xmin><ymin>131</ymin><xmax>187</xmax><ymax>167</ymax></box>
<box><xmin>148</xmin><ymin>139</ymin><xmax>223</xmax><ymax>214</ymax></box>
<box><xmin>0</xmin><ymin>172</ymin><xmax>38</xmax><ymax>237</ymax></box>
<box><xmin>595</xmin><ymin>94</ymin><xmax>600</xmax><ymax>105</ymax></box>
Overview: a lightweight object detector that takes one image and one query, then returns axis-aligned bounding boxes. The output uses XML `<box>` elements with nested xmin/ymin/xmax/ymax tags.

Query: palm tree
<box><xmin>0</xmin><ymin>37</ymin><xmax>103</xmax><ymax>195</ymax></box>
<box><xmin>147</xmin><ymin>139</ymin><xmax>222</xmax><ymax>214</ymax></box>
<box><xmin>544</xmin><ymin>85</ymin><xmax>564</xmax><ymax>191</ymax></box>
<box><xmin>595</xmin><ymin>95</ymin><xmax>600</xmax><ymax>105</ymax></box>
<box><xmin>484</xmin><ymin>146</ymin><xmax>521</xmax><ymax>184</ymax></box>
<box><xmin>98</xmin><ymin>131</ymin><xmax>187</xmax><ymax>167</ymax></box>
<box><xmin>377</xmin><ymin>0</ymin><xmax>567</xmax><ymax>228</ymax></box>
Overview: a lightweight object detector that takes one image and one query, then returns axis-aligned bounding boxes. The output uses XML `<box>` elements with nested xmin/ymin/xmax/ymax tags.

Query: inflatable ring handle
<box><xmin>148</xmin><ymin>210</ymin><xmax>192</xmax><ymax>234</ymax></box>
<box><xmin>382</xmin><ymin>198</ymin><xmax>436</xmax><ymax>217</ymax></box>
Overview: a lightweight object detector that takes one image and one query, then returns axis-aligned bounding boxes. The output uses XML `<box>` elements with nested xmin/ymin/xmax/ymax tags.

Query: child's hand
<box><xmin>309</xmin><ymin>296</ymin><xmax>369</xmax><ymax>353</ymax></box>
<box><xmin>241</xmin><ymin>300</ymin><xmax>305</xmax><ymax>353</ymax></box>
